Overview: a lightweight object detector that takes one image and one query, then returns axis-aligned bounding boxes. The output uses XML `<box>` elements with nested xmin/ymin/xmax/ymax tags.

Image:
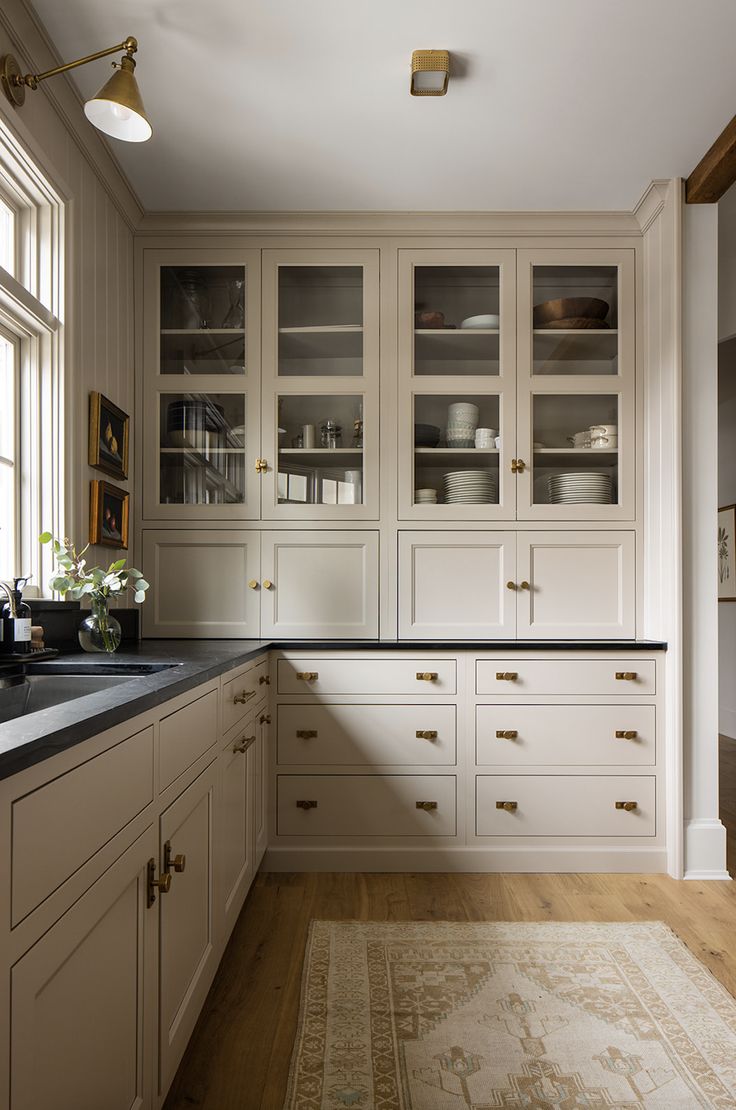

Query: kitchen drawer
<box><xmin>277</xmin><ymin>658</ymin><xmax>456</xmax><ymax>695</ymax></box>
<box><xmin>476</xmin><ymin>775</ymin><xmax>656</xmax><ymax>837</ymax></box>
<box><xmin>11</xmin><ymin>726</ymin><xmax>154</xmax><ymax>926</ymax></box>
<box><xmin>476</xmin><ymin>659</ymin><xmax>656</xmax><ymax>697</ymax></box>
<box><xmin>222</xmin><ymin>663</ymin><xmax>261</xmax><ymax>734</ymax></box>
<box><xmin>476</xmin><ymin>705</ymin><xmax>656</xmax><ymax>766</ymax></box>
<box><xmin>160</xmin><ymin>688</ymin><xmax>219</xmax><ymax>790</ymax></box>
<box><xmin>277</xmin><ymin>704</ymin><xmax>456</xmax><ymax>766</ymax></box>
<box><xmin>277</xmin><ymin>775</ymin><xmax>456</xmax><ymax>836</ymax></box>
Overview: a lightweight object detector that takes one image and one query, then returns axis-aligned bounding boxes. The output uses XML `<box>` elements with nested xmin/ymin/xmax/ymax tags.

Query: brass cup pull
<box><xmin>248</xmin><ymin>579</ymin><xmax>259</xmax><ymax>590</ymax></box>
<box><xmin>164</xmin><ymin>841</ymin><xmax>186</xmax><ymax>874</ymax></box>
<box><xmin>233</xmin><ymin>689</ymin><xmax>256</xmax><ymax>705</ymax></box>
<box><xmin>233</xmin><ymin>735</ymin><xmax>256</xmax><ymax>754</ymax></box>
<box><xmin>615</xmin><ymin>801</ymin><xmax>638</xmax><ymax>812</ymax></box>
<box><xmin>262</xmin><ymin>579</ymin><xmax>274</xmax><ymax>590</ymax></box>
<box><xmin>615</xmin><ymin>730</ymin><xmax>638</xmax><ymax>740</ymax></box>
<box><xmin>296</xmin><ymin>729</ymin><xmax>318</xmax><ymax>739</ymax></box>
<box><xmin>296</xmin><ymin>671</ymin><xmax>319</xmax><ymax>681</ymax></box>
<box><xmin>147</xmin><ymin>859</ymin><xmax>171</xmax><ymax>907</ymax></box>
<box><xmin>615</xmin><ymin>671</ymin><xmax>637</xmax><ymax>681</ymax></box>
<box><xmin>496</xmin><ymin>729</ymin><xmax>518</xmax><ymax>739</ymax></box>
<box><xmin>496</xmin><ymin>800</ymin><xmax>518</xmax><ymax>812</ymax></box>
<box><xmin>416</xmin><ymin>671</ymin><xmax>438</xmax><ymax>681</ymax></box>
<box><xmin>416</xmin><ymin>800</ymin><xmax>438</xmax><ymax>811</ymax></box>
<box><xmin>496</xmin><ymin>671</ymin><xmax>518</xmax><ymax>681</ymax></box>
<box><xmin>416</xmin><ymin>729</ymin><xmax>438</xmax><ymax>740</ymax></box>
<box><xmin>506</xmin><ymin>580</ymin><xmax>517</xmax><ymax>591</ymax></box>
<box><xmin>296</xmin><ymin>799</ymin><xmax>318</xmax><ymax>810</ymax></box>
<box><xmin>520</xmin><ymin>581</ymin><xmax>530</xmax><ymax>590</ymax></box>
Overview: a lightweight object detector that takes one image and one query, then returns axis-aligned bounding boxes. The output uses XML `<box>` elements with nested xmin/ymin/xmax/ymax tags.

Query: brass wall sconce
<box><xmin>410</xmin><ymin>50</ymin><xmax>450</xmax><ymax>96</ymax></box>
<box><xmin>0</xmin><ymin>35</ymin><xmax>151</xmax><ymax>142</ymax></box>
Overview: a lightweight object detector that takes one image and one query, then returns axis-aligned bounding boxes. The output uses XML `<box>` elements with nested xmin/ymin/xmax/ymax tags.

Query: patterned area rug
<box><xmin>283</xmin><ymin>921</ymin><xmax>736</xmax><ymax>1109</ymax></box>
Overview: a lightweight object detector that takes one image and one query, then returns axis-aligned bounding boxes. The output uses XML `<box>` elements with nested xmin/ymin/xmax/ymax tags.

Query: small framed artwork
<box><xmin>89</xmin><ymin>392</ymin><xmax>129</xmax><ymax>480</ymax></box>
<box><xmin>718</xmin><ymin>505</ymin><xmax>736</xmax><ymax>600</ymax></box>
<box><xmin>90</xmin><ymin>481</ymin><xmax>129</xmax><ymax>549</ymax></box>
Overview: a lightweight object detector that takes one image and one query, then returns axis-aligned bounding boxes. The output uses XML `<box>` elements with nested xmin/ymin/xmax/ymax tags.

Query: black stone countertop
<box><xmin>0</xmin><ymin>637</ymin><xmax>667</xmax><ymax>782</ymax></box>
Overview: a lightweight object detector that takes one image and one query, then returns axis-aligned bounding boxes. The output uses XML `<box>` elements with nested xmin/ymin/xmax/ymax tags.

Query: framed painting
<box><xmin>89</xmin><ymin>392</ymin><xmax>129</xmax><ymax>480</ymax></box>
<box><xmin>718</xmin><ymin>504</ymin><xmax>736</xmax><ymax>600</ymax></box>
<box><xmin>90</xmin><ymin>480</ymin><xmax>129</xmax><ymax>549</ymax></box>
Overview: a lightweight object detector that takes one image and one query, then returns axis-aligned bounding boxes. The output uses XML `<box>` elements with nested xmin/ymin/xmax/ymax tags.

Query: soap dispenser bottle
<box><xmin>0</xmin><ymin>577</ymin><xmax>32</xmax><ymax>654</ymax></box>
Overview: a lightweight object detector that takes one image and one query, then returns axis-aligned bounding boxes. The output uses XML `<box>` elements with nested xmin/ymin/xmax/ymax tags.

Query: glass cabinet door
<box><xmin>261</xmin><ymin>250</ymin><xmax>379</xmax><ymax>519</ymax></box>
<box><xmin>143</xmin><ymin>250</ymin><xmax>261</xmax><ymax>520</ymax></box>
<box><xmin>516</xmin><ymin>250</ymin><xmax>635</xmax><ymax>521</ymax></box>
<box><xmin>398</xmin><ymin>250</ymin><xmax>516</xmax><ymax>519</ymax></box>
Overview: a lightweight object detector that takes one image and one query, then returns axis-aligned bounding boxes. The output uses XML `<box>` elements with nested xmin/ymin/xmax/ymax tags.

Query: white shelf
<box><xmin>414</xmin><ymin>329</ymin><xmax>500</xmax><ymax>363</ymax></box>
<box><xmin>279</xmin><ymin>448</ymin><xmax>363</xmax><ymax>466</ymax></box>
<box><xmin>532</xmin><ymin>448</ymin><xmax>617</xmax><ymax>467</ymax></box>
<box><xmin>160</xmin><ymin>328</ymin><xmax>245</xmax><ymax>336</ymax></box>
<box><xmin>278</xmin><ymin>325</ymin><xmax>362</xmax><ymax>333</ymax></box>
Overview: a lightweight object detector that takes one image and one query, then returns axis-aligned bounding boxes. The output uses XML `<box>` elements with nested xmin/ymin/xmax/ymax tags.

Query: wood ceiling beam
<box><xmin>686</xmin><ymin>112</ymin><xmax>736</xmax><ymax>203</ymax></box>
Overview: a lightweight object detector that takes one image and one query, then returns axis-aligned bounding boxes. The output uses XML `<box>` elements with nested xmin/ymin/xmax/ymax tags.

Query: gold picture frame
<box><xmin>719</xmin><ymin>504</ymin><xmax>736</xmax><ymax>601</ymax></box>
<box><xmin>89</xmin><ymin>391</ymin><xmax>129</xmax><ymax>480</ymax></box>
<box><xmin>90</xmin><ymin>480</ymin><xmax>129</xmax><ymax>549</ymax></box>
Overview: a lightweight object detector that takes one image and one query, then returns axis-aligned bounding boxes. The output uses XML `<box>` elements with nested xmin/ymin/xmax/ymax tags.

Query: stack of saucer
<box><xmin>443</xmin><ymin>470</ymin><xmax>498</xmax><ymax>504</ymax></box>
<box><xmin>446</xmin><ymin>402</ymin><xmax>479</xmax><ymax>448</ymax></box>
<box><xmin>548</xmin><ymin>472</ymin><xmax>613</xmax><ymax>504</ymax></box>
<box><xmin>415</xmin><ymin>488</ymin><xmax>438</xmax><ymax>505</ymax></box>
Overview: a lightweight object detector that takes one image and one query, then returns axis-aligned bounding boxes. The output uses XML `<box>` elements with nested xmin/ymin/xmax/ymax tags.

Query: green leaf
<box><xmin>39</xmin><ymin>531</ymin><xmax>52</xmax><ymax>544</ymax></box>
<box><xmin>126</xmin><ymin>568</ymin><xmax>142</xmax><ymax>579</ymax></box>
<box><xmin>136</xmin><ymin>579</ymin><xmax>150</xmax><ymax>592</ymax></box>
<box><xmin>109</xmin><ymin>558</ymin><xmax>127</xmax><ymax>572</ymax></box>
<box><xmin>134</xmin><ymin>591</ymin><xmax>146</xmax><ymax>604</ymax></box>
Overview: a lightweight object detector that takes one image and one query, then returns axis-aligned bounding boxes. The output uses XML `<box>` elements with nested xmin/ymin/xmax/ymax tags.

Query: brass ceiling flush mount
<box><xmin>0</xmin><ymin>35</ymin><xmax>151</xmax><ymax>142</ymax></box>
<box><xmin>410</xmin><ymin>50</ymin><xmax>450</xmax><ymax>96</ymax></box>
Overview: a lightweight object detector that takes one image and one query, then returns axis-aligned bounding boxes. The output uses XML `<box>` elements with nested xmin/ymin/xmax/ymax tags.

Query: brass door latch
<box><xmin>259</xmin><ymin>674</ymin><xmax>270</xmax><ymax>685</ymax></box>
<box><xmin>147</xmin><ymin>858</ymin><xmax>171</xmax><ymax>907</ymax></box>
<box><xmin>511</xmin><ymin>458</ymin><xmax>526</xmax><ymax>473</ymax></box>
<box><xmin>233</xmin><ymin>689</ymin><xmax>256</xmax><ymax>705</ymax></box>
<box><xmin>233</xmin><ymin>734</ymin><xmax>255</xmax><ymax>754</ymax></box>
<box><xmin>260</xmin><ymin>713</ymin><xmax>271</xmax><ymax>725</ymax></box>
<box><xmin>255</xmin><ymin>458</ymin><xmax>268</xmax><ymax>473</ymax></box>
<box><xmin>164</xmin><ymin>840</ymin><xmax>186</xmax><ymax>874</ymax></box>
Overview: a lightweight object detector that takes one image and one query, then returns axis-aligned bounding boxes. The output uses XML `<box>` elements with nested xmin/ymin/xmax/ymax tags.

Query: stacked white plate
<box><xmin>415</xmin><ymin>487</ymin><xmax>438</xmax><ymax>504</ymax></box>
<box><xmin>443</xmin><ymin>470</ymin><xmax>498</xmax><ymax>504</ymax></box>
<box><xmin>548</xmin><ymin>472</ymin><xmax>613</xmax><ymax>504</ymax></box>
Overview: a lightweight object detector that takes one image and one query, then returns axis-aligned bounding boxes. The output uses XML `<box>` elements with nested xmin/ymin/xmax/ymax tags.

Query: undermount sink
<box><xmin>0</xmin><ymin>662</ymin><xmax>179</xmax><ymax>724</ymax></box>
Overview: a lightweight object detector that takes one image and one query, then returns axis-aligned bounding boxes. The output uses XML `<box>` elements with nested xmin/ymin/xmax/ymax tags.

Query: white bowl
<box><xmin>460</xmin><ymin>314</ymin><xmax>500</xmax><ymax>329</ymax></box>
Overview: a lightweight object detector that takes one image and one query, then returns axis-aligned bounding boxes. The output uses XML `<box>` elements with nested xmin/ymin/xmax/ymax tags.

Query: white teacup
<box><xmin>592</xmin><ymin>435</ymin><xmax>618</xmax><ymax>449</ymax></box>
<box><xmin>475</xmin><ymin>427</ymin><xmax>497</xmax><ymax>448</ymax></box>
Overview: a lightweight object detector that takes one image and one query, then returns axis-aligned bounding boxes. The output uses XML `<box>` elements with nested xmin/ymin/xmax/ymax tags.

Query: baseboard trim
<box><xmin>684</xmin><ymin>817</ymin><xmax>728</xmax><ymax>877</ymax></box>
<box><xmin>683</xmin><ymin>869</ymin><xmax>732</xmax><ymax>881</ymax></box>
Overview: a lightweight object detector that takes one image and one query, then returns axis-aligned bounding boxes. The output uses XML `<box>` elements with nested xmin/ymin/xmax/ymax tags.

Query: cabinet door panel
<box><xmin>11</xmin><ymin>827</ymin><xmax>156</xmax><ymax>1110</ymax></box>
<box><xmin>261</xmin><ymin>530</ymin><xmax>379</xmax><ymax>637</ymax></box>
<box><xmin>219</xmin><ymin>722</ymin><xmax>255</xmax><ymax>937</ymax></box>
<box><xmin>255</xmin><ymin>710</ymin><xmax>270</xmax><ymax>866</ymax></box>
<box><xmin>516</xmin><ymin>531</ymin><xmax>635</xmax><ymax>639</ymax></box>
<box><xmin>399</xmin><ymin>531</ymin><xmax>516</xmax><ymax>638</ymax></box>
<box><xmin>141</xmin><ymin>530</ymin><xmax>259</xmax><ymax>637</ymax></box>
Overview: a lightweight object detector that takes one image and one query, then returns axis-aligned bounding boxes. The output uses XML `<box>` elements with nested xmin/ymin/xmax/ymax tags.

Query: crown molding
<box><xmin>633</xmin><ymin>179</ymin><xmax>674</xmax><ymax>233</ymax></box>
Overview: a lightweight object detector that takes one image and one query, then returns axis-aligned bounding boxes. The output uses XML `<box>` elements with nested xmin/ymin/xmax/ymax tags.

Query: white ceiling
<box><xmin>27</xmin><ymin>0</ymin><xmax>736</xmax><ymax>213</ymax></box>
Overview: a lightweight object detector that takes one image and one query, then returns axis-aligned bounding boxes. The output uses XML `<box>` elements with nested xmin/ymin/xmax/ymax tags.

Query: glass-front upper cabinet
<box><xmin>260</xmin><ymin>250</ymin><xmax>379</xmax><ymax>519</ymax></box>
<box><xmin>398</xmin><ymin>249</ymin><xmax>516</xmax><ymax>519</ymax></box>
<box><xmin>516</xmin><ymin>250</ymin><xmax>635</xmax><ymax>521</ymax></box>
<box><xmin>142</xmin><ymin>250</ymin><xmax>261</xmax><ymax>520</ymax></box>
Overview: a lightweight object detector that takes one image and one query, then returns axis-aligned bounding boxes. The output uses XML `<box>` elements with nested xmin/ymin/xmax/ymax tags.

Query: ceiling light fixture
<box><xmin>0</xmin><ymin>36</ymin><xmax>151</xmax><ymax>142</ymax></box>
<box><xmin>410</xmin><ymin>50</ymin><xmax>450</xmax><ymax>96</ymax></box>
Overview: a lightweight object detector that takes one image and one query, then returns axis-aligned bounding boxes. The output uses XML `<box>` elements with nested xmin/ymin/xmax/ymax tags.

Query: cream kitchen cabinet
<box><xmin>255</xmin><ymin>708</ymin><xmax>270</xmax><ymax>866</ymax></box>
<box><xmin>218</xmin><ymin>716</ymin><xmax>256</xmax><ymax>944</ymax></box>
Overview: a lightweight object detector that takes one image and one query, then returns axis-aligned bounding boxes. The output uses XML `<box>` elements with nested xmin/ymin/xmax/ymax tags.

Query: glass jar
<box><xmin>78</xmin><ymin>596</ymin><xmax>122</xmax><ymax>654</ymax></box>
<box><xmin>320</xmin><ymin>420</ymin><xmax>342</xmax><ymax>449</ymax></box>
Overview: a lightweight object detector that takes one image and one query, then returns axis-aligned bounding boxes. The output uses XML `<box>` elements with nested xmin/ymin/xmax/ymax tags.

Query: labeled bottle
<box><xmin>0</xmin><ymin>577</ymin><xmax>32</xmax><ymax>655</ymax></box>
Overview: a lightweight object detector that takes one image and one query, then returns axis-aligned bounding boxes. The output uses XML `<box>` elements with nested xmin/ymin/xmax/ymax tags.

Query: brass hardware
<box><xmin>233</xmin><ymin>735</ymin><xmax>256</xmax><ymax>754</ymax></box>
<box><xmin>164</xmin><ymin>840</ymin><xmax>186</xmax><ymax>874</ymax></box>
<box><xmin>255</xmin><ymin>458</ymin><xmax>268</xmax><ymax>473</ymax></box>
<box><xmin>496</xmin><ymin>800</ymin><xmax>518</xmax><ymax>812</ymax></box>
<box><xmin>496</xmin><ymin>729</ymin><xmax>518</xmax><ymax>739</ymax></box>
<box><xmin>248</xmin><ymin>579</ymin><xmax>259</xmax><ymax>590</ymax></box>
<box><xmin>416</xmin><ymin>671</ymin><xmax>438</xmax><ymax>681</ymax></box>
<box><xmin>415</xmin><ymin>800</ymin><xmax>438</xmax><ymax>811</ymax></box>
<box><xmin>615</xmin><ymin>801</ymin><xmax>638</xmax><ymax>811</ymax></box>
<box><xmin>511</xmin><ymin>458</ymin><xmax>526</xmax><ymax>474</ymax></box>
<box><xmin>296</xmin><ymin>729</ymin><xmax>318</xmax><ymax>739</ymax></box>
<box><xmin>259</xmin><ymin>674</ymin><xmax>270</xmax><ymax>685</ymax></box>
<box><xmin>496</xmin><ymin>671</ymin><xmax>518</xmax><ymax>681</ymax></box>
<box><xmin>147</xmin><ymin>859</ymin><xmax>171</xmax><ymax>907</ymax></box>
<box><xmin>416</xmin><ymin>729</ymin><xmax>438</xmax><ymax>739</ymax></box>
<box><xmin>506</xmin><ymin>580</ymin><xmax>517</xmax><ymax>591</ymax></box>
<box><xmin>296</xmin><ymin>799</ymin><xmax>318</xmax><ymax>809</ymax></box>
<box><xmin>615</xmin><ymin>730</ymin><xmax>638</xmax><ymax>740</ymax></box>
<box><xmin>262</xmin><ymin>579</ymin><xmax>274</xmax><ymax>590</ymax></box>
<box><xmin>296</xmin><ymin>671</ymin><xmax>319</xmax><ymax>681</ymax></box>
<box><xmin>520</xmin><ymin>581</ymin><xmax>530</xmax><ymax>590</ymax></box>
<box><xmin>260</xmin><ymin>713</ymin><xmax>271</xmax><ymax>725</ymax></box>
<box><xmin>615</xmin><ymin>671</ymin><xmax>637</xmax><ymax>681</ymax></box>
<box><xmin>233</xmin><ymin>689</ymin><xmax>256</xmax><ymax>705</ymax></box>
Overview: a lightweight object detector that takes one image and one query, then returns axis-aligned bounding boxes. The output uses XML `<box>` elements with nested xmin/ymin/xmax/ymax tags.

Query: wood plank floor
<box><xmin>164</xmin><ymin>870</ymin><xmax>736</xmax><ymax>1110</ymax></box>
<box><xmin>721</xmin><ymin>733</ymin><xmax>736</xmax><ymax>874</ymax></box>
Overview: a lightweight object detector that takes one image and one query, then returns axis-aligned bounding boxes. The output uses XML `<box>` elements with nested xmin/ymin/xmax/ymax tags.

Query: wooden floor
<box><xmin>721</xmin><ymin>733</ymin><xmax>736</xmax><ymax>874</ymax></box>
<box><xmin>164</xmin><ymin>869</ymin><xmax>736</xmax><ymax>1110</ymax></box>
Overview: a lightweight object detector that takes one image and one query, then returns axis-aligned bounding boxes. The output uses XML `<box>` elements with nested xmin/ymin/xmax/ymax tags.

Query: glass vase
<box><xmin>78</xmin><ymin>597</ymin><xmax>122</xmax><ymax>654</ymax></box>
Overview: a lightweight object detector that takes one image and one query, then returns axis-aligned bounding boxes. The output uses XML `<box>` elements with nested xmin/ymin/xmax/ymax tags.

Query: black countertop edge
<box><xmin>0</xmin><ymin>637</ymin><xmax>667</xmax><ymax>782</ymax></box>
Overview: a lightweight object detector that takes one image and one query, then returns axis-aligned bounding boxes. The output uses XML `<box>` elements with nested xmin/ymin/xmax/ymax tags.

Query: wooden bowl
<box><xmin>543</xmin><ymin>316</ymin><xmax>611</xmax><ymax>330</ymax></box>
<box><xmin>533</xmin><ymin>297</ymin><xmax>609</xmax><ymax>327</ymax></box>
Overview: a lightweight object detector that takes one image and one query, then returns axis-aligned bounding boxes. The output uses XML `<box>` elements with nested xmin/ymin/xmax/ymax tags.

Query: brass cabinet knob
<box><xmin>495</xmin><ymin>729</ymin><xmax>518</xmax><ymax>739</ymax></box>
<box><xmin>416</xmin><ymin>729</ymin><xmax>438</xmax><ymax>740</ymax></box>
<box><xmin>248</xmin><ymin>579</ymin><xmax>259</xmax><ymax>590</ymax></box>
<box><xmin>296</xmin><ymin>729</ymin><xmax>318</xmax><ymax>739</ymax></box>
<box><xmin>262</xmin><ymin>579</ymin><xmax>274</xmax><ymax>590</ymax></box>
<box><xmin>416</xmin><ymin>800</ymin><xmax>438</xmax><ymax>811</ymax></box>
<box><xmin>260</xmin><ymin>713</ymin><xmax>271</xmax><ymax>725</ymax></box>
<box><xmin>615</xmin><ymin>730</ymin><xmax>638</xmax><ymax>740</ymax></box>
<box><xmin>296</xmin><ymin>799</ymin><xmax>318</xmax><ymax>809</ymax></box>
<box><xmin>147</xmin><ymin>859</ymin><xmax>171</xmax><ymax>907</ymax></box>
<box><xmin>496</xmin><ymin>671</ymin><xmax>518</xmax><ymax>681</ymax></box>
<box><xmin>233</xmin><ymin>689</ymin><xmax>256</xmax><ymax>705</ymax></box>
<box><xmin>296</xmin><ymin>671</ymin><xmax>318</xmax><ymax>681</ymax></box>
<box><xmin>416</xmin><ymin>671</ymin><xmax>438</xmax><ymax>681</ymax></box>
<box><xmin>233</xmin><ymin>734</ymin><xmax>255</xmax><ymax>754</ymax></box>
<box><xmin>615</xmin><ymin>801</ymin><xmax>638</xmax><ymax>811</ymax></box>
<box><xmin>506</xmin><ymin>580</ymin><xmax>517</xmax><ymax>591</ymax></box>
<box><xmin>520</xmin><ymin>581</ymin><xmax>530</xmax><ymax>590</ymax></box>
<box><xmin>164</xmin><ymin>840</ymin><xmax>186</xmax><ymax>874</ymax></box>
<box><xmin>255</xmin><ymin>458</ymin><xmax>268</xmax><ymax>473</ymax></box>
<box><xmin>496</xmin><ymin>800</ymin><xmax>518</xmax><ymax>812</ymax></box>
<box><xmin>615</xmin><ymin>671</ymin><xmax>637</xmax><ymax>681</ymax></box>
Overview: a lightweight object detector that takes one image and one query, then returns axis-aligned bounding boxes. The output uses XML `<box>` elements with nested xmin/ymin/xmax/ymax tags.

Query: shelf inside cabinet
<box><xmin>278</xmin><ymin>327</ymin><xmax>363</xmax><ymax>361</ymax></box>
<box><xmin>532</xmin><ymin>448</ymin><xmax>617</xmax><ymax>467</ymax></box>
<box><xmin>414</xmin><ymin>329</ymin><xmax>500</xmax><ymax>372</ymax></box>
<box><xmin>533</xmin><ymin>329</ymin><xmax>618</xmax><ymax>370</ymax></box>
<box><xmin>159</xmin><ymin>451</ymin><xmax>245</xmax><ymax>504</ymax></box>
<box><xmin>278</xmin><ymin>448</ymin><xmax>363</xmax><ymax>466</ymax></box>
<box><xmin>161</xmin><ymin>328</ymin><xmax>246</xmax><ymax>336</ymax></box>
<box><xmin>415</xmin><ymin>447</ymin><xmax>499</xmax><ymax>466</ymax></box>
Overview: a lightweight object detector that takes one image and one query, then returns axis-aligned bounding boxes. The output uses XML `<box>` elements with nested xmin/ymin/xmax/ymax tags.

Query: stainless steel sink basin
<box><xmin>0</xmin><ymin>662</ymin><xmax>179</xmax><ymax>724</ymax></box>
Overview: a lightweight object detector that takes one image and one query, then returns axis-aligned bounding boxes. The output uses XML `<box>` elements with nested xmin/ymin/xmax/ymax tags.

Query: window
<box><xmin>0</xmin><ymin>121</ymin><xmax>63</xmax><ymax>589</ymax></box>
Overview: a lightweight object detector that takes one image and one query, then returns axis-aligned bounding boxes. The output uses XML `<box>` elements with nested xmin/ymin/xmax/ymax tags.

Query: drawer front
<box><xmin>277</xmin><ymin>704</ymin><xmax>456</xmax><ymax>766</ymax></box>
<box><xmin>12</xmin><ymin>727</ymin><xmax>154</xmax><ymax>926</ymax></box>
<box><xmin>476</xmin><ymin>775</ymin><xmax>656</xmax><ymax>836</ymax></box>
<box><xmin>277</xmin><ymin>658</ymin><xmax>456</xmax><ymax>695</ymax></box>
<box><xmin>277</xmin><ymin>775</ymin><xmax>456</xmax><ymax>836</ymax></box>
<box><xmin>160</xmin><ymin>689</ymin><xmax>219</xmax><ymax>790</ymax></box>
<box><xmin>476</xmin><ymin>659</ymin><xmax>656</xmax><ymax>696</ymax></box>
<box><xmin>476</xmin><ymin>705</ymin><xmax>656</xmax><ymax>766</ymax></box>
<box><xmin>222</xmin><ymin>666</ymin><xmax>260</xmax><ymax>734</ymax></box>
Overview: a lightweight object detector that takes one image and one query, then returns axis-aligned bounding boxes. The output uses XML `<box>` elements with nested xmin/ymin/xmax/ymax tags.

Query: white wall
<box><xmin>0</xmin><ymin>2</ymin><xmax>141</xmax><ymax>575</ymax></box>
<box><xmin>720</xmin><ymin>183</ymin><xmax>736</xmax><ymax>342</ymax></box>
<box><xmin>718</xmin><ymin>337</ymin><xmax>736</xmax><ymax>737</ymax></box>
